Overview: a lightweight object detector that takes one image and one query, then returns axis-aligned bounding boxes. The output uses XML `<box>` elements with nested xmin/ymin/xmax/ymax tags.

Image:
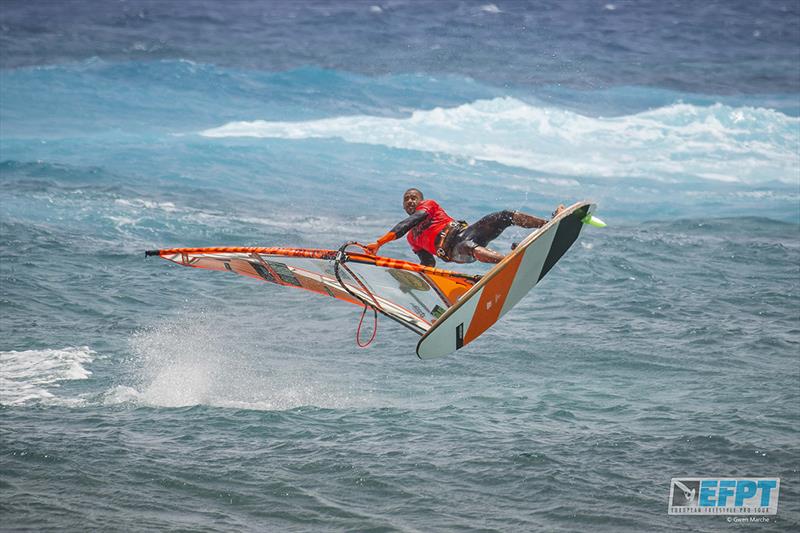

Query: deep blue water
<box><xmin>1</xmin><ymin>1</ymin><xmax>798</xmax><ymax>531</ymax></box>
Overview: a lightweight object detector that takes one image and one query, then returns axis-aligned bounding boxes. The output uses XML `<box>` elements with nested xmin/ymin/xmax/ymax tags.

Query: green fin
<box><xmin>581</xmin><ymin>214</ymin><xmax>607</xmax><ymax>228</ymax></box>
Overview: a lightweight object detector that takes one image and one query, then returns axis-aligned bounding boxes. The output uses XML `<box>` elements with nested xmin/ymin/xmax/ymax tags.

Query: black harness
<box><xmin>434</xmin><ymin>220</ymin><xmax>468</xmax><ymax>261</ymax></box>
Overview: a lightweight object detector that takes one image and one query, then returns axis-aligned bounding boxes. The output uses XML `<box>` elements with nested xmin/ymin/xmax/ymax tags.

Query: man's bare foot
<box><xmin>553</xmin><ymin>204</ymin><xmax>566</xmax><ymax>217</ymax></box>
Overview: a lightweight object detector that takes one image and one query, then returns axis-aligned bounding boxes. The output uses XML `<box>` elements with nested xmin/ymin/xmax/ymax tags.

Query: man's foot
<box><xmin>552</xmin><ymin>204</ymin><xmax>566</xmax><ymax>217</ymax></box>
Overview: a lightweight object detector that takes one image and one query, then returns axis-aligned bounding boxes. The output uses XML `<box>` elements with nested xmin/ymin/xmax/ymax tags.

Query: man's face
<box><xmin>403</xmin><ymin>190</ymin><xmax>423</xmax><ymax>215</ymax></box>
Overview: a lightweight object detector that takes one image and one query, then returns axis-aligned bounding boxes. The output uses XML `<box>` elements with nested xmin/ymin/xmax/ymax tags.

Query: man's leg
<box><xmin>455</xmin><ymin>205</ymin><xmax>566</xmax><ymax>263</ymax></box>
<box><xmin>511</xmin><ymin>211</ymin><xmax>546</xmax><ymax>228</ymax></box>
<box><xmin>511</xmin><ymin>204</ymin><xmax>565</xmax><ymax>228</ymax></box>
<box><xmin>472</xmin><ymin>246</ymin><xmax>504</xmax><ymax>263</ymax></box>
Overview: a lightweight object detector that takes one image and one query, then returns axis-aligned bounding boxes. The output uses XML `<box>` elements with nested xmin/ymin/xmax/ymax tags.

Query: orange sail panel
<box><xmin>148</xmin><ymin>247</ymin><xmax>479</xmax><ymax>335</ymax></box>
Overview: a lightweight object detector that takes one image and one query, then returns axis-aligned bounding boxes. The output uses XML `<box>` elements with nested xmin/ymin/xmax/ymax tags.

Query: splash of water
<box><xmin>116</xmin><ymin>313</ymin><xmax>372</xmax><ymax>411</ymax></box>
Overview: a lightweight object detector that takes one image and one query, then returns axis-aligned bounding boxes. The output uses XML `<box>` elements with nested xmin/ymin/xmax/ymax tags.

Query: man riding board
<box><xmin>365</xmin><ymin>188</ymin><xmax>564</xmax><ymax>267</ymax></box>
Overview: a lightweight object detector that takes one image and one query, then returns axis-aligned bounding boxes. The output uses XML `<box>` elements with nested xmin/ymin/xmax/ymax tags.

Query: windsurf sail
<box><xmin>145</xmin><ymin>243</ymin><xmax>480</xmax><ymax>337</ymax></box>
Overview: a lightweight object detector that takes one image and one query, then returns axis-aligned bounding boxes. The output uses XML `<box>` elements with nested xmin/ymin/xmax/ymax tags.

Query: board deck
<box><xmin>416</xmin><ymin>201</ymin><xmax>594</xmax><ymax>359</ymax></box>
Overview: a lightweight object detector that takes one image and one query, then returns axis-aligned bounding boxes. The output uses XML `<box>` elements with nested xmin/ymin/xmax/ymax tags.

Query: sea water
<box><xmin>1</xmin><ymin>1</ymin><xmax>798</xmax><ymax>531</ymax></box>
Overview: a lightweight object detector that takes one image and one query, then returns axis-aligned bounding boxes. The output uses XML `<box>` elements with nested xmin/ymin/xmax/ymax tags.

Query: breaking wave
<box><xmin>201</xmin><ymin>97</ymin><xmax>799</xmax><ymax>185</ymax></box>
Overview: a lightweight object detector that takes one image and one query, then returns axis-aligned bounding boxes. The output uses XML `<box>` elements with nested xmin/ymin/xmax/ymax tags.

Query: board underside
<box><xmin>416</xmin><ymin>202</ymin><xmax>593</xmax><ymax>359</ymax></box>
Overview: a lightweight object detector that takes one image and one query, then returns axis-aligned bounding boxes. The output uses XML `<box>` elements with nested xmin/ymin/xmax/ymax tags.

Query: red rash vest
<box><xmin>406</xmin><ymin>199</ymin><xmax>454</xmax><ymax>255</ymax></box>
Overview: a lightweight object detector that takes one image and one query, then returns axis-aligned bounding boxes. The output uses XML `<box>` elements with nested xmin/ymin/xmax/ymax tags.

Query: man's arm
<box><xmin>416</xmin><ymin>249</ymin><xmax>436</xmax><ymax>267</ymax></box>
<box><xmin>365</xmin><ymin>211</ymin><xmax>427</xmax><ymax>255</ymax></box>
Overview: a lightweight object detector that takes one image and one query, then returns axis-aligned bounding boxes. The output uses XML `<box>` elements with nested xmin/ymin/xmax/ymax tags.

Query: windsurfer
<box><xmin>365</xmin><ymin>188</ymin><xmax>564</xmax><ymax>267</ymax></box>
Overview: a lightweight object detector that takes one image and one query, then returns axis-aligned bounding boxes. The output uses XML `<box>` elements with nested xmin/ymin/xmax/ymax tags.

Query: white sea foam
<box><xmin>114</xmin><ymin>198</ymin><xmax>179</xmax><ymax>212</ymax></box>
<box><xmin>107</xmin><ymin>215</ymin><xmax>139</xmax><ymax>227</ymax></box>
<box><xmin>110</xmin><ymin>196</ymin><xmax>382</xmax><ymax>235</ymax></box>
<box><xmin>200</xmin><ymin>97</ymin><xmax>800</xmax><ymax>185</ymax></box>
<box><xmin>0</xmin><ymin>346</ymin><xmax>95</xmax><ymax>406</ymax></box>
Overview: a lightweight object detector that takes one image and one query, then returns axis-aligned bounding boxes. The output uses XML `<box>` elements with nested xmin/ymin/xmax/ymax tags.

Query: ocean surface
<box><xmin>1</xmin><ymin>1</ymin><xmax>798</xmax><ymax>531</ymax></box>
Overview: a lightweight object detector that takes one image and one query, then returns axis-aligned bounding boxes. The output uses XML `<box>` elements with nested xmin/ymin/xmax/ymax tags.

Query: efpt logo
<box><xmin>668</xmin><ymin>478</ymin><xmax>780</xmax><ymax>515</ymax></box>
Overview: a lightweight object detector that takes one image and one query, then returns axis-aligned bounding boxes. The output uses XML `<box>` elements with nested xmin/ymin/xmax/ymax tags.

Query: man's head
<box><xmin>403</xmin><ymin>188</ymin><xmax>423</xmax><ymax>215</ymax></box>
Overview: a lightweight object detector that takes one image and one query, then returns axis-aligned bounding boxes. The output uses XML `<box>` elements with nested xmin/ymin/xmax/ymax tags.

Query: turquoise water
<box><xmin>1</xmin><ymin>1</ymin><xmax>799</xmax><ymax>531</ymax></box>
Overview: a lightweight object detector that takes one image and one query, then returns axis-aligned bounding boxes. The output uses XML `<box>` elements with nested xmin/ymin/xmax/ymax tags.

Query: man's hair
<box><xmin>404</xmin><ymin>188</ymin><xmax>423</xmax><ymax>199</ymax></box>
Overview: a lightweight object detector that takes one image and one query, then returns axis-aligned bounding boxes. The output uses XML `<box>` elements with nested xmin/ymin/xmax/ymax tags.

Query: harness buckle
<box><xmin>434</xmin><ymin>221</ymin><xmax>467</xmax><ymax>262</ymax></box>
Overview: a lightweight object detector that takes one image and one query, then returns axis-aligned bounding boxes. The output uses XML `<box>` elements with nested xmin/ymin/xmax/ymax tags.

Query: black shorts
<box><xmin>448</xmin><ymin>210</ymin><xmax>516</xmax><ymax>263</ymax></box>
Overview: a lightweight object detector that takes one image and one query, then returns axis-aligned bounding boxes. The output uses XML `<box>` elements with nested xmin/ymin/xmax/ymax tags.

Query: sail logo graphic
<box><xmin>668</xmin><ymin>478</ymin><xmax>780</xmax><ymax>515</ymax></box>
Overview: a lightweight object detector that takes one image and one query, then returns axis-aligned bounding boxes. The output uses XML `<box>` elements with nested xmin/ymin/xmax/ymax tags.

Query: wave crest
<box><xmin>200</xmin><ymin>97</ymin><xmax>799</xmax><ymax>185</ymax></box>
